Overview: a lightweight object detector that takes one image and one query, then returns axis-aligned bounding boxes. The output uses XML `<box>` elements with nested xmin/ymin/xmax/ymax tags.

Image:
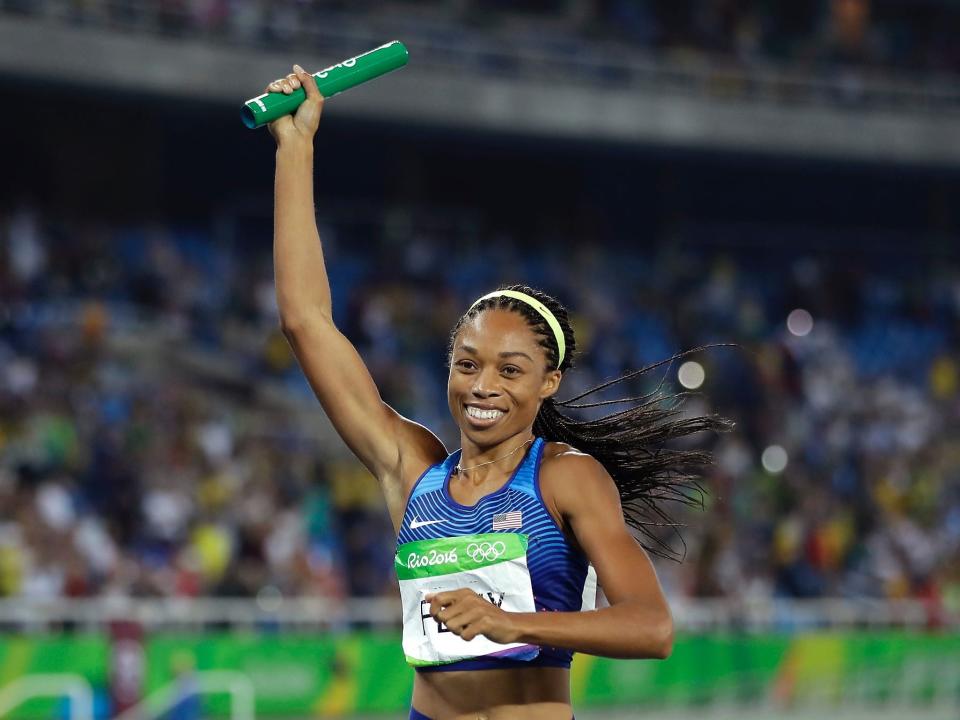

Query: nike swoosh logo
<box><xmin>410</xmin><ymin>517</ymin><xmax>446</xmax><ymax>530</ymax></box>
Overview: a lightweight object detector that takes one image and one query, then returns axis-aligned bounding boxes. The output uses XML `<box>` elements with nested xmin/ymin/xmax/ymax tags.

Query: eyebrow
<box><xmin>459</xmin><ymin>345</ymin><xmax>534</xmax><ymax>362</ymax></box>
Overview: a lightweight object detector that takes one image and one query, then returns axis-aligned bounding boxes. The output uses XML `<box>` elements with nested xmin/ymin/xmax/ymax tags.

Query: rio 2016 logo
<box><xmin>407</xmin><ymin>548</ymin><xmax>458</xmax><ymax>568</ymax></box>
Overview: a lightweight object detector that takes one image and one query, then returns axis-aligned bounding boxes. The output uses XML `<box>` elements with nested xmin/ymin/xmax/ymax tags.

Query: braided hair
<box><xmin>447</xmin><ymin>283</ymin><xmax>735</xmax><ymax>561</ymax></box>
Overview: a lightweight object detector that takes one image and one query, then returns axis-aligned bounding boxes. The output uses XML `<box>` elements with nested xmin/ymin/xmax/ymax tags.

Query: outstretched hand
<box><xmin>426</xmin><ymin>589</ymin><xmax>522</xmax><ymax>644</ymax></box>
<box><xmin>266</xmin><ymin>64</ymin><xmax>324</xmax><ymax>148</ymax></box>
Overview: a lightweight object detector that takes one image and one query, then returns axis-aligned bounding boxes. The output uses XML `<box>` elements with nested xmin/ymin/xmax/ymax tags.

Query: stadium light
<box><xmin>678</xmin><ymin>361</ymin><xmax>705</xmax><ymax>390</ymax></box>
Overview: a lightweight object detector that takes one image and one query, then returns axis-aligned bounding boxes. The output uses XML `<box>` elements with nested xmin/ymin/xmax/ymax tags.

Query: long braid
<box><xmin>448</xmin><ymin>284</ymin><xmax>735</xmax><ymax>561</ymax></box>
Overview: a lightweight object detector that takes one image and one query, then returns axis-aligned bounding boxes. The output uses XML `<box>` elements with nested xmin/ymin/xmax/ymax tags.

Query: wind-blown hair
<box><xmin>447</xmin><ymin>283</ymin><xmax>735</xmax><ymax>561</ymax></box>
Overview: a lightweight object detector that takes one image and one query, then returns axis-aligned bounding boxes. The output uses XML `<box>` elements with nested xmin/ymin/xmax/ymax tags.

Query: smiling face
<box><xmin>447</xmin><ymin>309</ymin><xmax>562</xmax><ymax>447</ymax></box>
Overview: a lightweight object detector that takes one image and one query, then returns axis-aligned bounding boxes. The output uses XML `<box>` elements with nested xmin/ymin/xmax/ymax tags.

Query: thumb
<box><xmin>294</xmin><ymin>64</ymin><xmax>324</xmax><ymax>103</ymax></box>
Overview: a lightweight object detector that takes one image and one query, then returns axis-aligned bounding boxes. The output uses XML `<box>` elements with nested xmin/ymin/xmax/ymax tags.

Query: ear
<box><xmin>539</xmin><ymin>369</ymin><xmax>562</xmax><ymax>400</ymax></box>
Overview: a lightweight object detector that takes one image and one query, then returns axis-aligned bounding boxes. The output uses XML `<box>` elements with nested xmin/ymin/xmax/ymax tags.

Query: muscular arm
<box><xmin>274</xmin><ymin>138</ymin><xmax>410</xmax><ymax>479</ymax></box>
<box><xmin>269</xmin><ymin>67</ymin><xmax>445</xmax><ymax>508</ymax></box>
<box><xmin>511</xmin><ymin>453</ymin><xmax>674</xmax><ymax>658</ymax></box>
<box><xmin>428</xmin><ymin>453</ymin><xmax>673</xmax><ymax>659</ymax></box>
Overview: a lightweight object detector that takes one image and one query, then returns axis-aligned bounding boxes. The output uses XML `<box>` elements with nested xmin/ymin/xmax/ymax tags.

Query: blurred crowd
<box><xmin>4</xmin><ymin>0</ymin><xmax>960</xmax><ymax>81</ymax></box>
<box><xmin>1</xmin><ymin>200</ymin><xmax>959</xmax><ymax>620</ymax></box>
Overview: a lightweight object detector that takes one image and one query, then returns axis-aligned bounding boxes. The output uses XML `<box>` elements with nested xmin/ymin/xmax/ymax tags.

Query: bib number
<box><xmin>397</xmin><ymin>533</ymin><xmax>538</xmax><ymax>667</ymax></box>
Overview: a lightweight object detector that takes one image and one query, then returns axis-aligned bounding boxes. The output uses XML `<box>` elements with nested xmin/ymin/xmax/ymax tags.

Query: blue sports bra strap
<box><xmin>408</xmin><ymin>450</ymin><xmax>460</xmax><ymax>502</ymax></box>
<box><xmin>508</xmin><ymin>436</ymin><xmax>544</xmax><ymax>497</ymax></box>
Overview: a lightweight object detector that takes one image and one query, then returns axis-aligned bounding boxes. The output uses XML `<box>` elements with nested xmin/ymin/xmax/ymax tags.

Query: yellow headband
<box><xmin>470</xmin><ymin>290</ymin><xmax>566</xmax><ymax>369</ymax></box>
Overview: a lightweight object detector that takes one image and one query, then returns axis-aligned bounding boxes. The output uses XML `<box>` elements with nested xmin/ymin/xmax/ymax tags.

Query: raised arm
<box><xmin>267</xmin><ymin>65</ymin><xmax>445</xmax><ymax>508</ymax></box>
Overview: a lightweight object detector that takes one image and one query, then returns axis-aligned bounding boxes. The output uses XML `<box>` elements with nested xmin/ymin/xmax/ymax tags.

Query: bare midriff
<box><xmin>411</xmin><ymin>666</ymin><xmax>572</xmax><ymax>719</ymax></box>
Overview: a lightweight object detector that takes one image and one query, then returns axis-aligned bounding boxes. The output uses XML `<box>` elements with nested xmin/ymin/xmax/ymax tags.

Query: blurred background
<box><xmin>1</xmin><ymin>0</ymin><xmax>959</xmax><ymax>718</ymax></box>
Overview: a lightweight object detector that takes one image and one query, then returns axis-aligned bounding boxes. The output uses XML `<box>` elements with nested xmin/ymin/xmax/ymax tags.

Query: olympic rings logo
<box><xmin>466</xmin><ymin>541</ymin><xmax>506</xmax><ymax>563</ymax></box>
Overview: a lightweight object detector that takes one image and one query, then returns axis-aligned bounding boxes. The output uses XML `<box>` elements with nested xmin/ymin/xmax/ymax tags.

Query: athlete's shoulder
<box><xmin>541</xmin><ymin>441</ymin><xmax>605</xmax><ymax>472</ymax></box>
<box><xmin>538</xmin><ymin>442</ymin><xmax>619</xmax><ymax>529</ymax></box>
<box><xmin>540</xmin><ymin>442</ymin><xmax>614</xmax><ymax>492</ymax></box>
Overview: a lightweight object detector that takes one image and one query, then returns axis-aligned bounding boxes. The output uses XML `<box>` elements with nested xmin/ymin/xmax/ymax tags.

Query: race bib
<box><xmin>396</xmin><ymin>533</ymin><xmax>539</xmax><ymax>667</ymax></box>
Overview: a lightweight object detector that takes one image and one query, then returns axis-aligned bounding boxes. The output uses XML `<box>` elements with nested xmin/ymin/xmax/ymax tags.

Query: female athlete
<box><xmin>266</xmin><ymin>65</ymin><xmax>732</xmax><ymax>720</ymax></box>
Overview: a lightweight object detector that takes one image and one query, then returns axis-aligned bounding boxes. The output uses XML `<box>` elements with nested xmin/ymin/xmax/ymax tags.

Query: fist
<box><xmin>265</xmin><ymin>64</ymin><xmax>324</xmax><ymax>147</ymax></box>
<box><xmin>426</xmin><ymin>588</ymin><xmax>521</xmax><ymax>644</ymax></box>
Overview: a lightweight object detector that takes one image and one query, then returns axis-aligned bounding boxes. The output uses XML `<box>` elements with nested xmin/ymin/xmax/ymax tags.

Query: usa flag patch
<box><xmin>492</xmin><ymin>511</ymin><xmax>522</xmax><ymax>530</ymax></box>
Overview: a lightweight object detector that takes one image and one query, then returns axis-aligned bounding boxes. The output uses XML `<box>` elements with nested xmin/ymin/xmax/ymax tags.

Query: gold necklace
<box><xmin>454</xmin><ymin>437</ymin><xmax>534</xmax><ymax>476</ymax></box>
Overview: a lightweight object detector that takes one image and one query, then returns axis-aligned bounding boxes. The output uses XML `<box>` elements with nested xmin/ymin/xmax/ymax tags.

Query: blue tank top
<box><xmin>397</xmin><ymin>437</ymin><xmax>596</xmax><ymax>672</ymax></box>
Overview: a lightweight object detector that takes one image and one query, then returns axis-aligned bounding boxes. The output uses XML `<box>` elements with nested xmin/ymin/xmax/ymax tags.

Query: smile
<box><xmin>464</xmin><ymin>405</ymin><xmax>505</xmax><ymax>425</ymax></box>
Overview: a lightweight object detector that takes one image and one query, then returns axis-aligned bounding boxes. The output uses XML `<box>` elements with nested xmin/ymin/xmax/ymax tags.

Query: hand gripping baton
<box><xmin>241</xmin><ymin>40</ymin><xmax>409</xmax><ymax>129</ymax></box>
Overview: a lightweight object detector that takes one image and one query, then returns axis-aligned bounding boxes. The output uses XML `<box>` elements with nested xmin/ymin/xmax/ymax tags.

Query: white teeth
<box><xmin>466</xmin><ymin>406</ymin><xmax>503</xmax><ymax>421</ymax></box>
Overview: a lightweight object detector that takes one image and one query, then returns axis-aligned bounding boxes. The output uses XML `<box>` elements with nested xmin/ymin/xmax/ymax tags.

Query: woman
<box><xmin>267</xmin><ymin>65</ymin><xmax>731</xmax><ymax>720</ymax></box>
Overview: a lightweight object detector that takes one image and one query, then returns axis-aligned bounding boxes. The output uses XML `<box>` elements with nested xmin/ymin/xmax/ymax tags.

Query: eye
<box><xmin>456</xmin><ymin>360</ymin><xmax>476</xmax><ymax>371</ymax></box>
<box><xmin>502</xmin><ymin>365</ymin><xmax>521</xmax><ymax>376</ymax></box>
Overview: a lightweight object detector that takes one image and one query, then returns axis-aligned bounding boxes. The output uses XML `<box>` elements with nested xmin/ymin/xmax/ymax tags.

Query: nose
<box><xmin>471</xmin><ymin>366</ymin><xmax>502</xmax><ymax>398</ymax></box>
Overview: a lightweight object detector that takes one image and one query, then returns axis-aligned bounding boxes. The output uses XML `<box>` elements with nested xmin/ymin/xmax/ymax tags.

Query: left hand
<box><xmin>426</xmin><ymin>589</ymin><xmax>522</xmax><ymax>644</ymax></box>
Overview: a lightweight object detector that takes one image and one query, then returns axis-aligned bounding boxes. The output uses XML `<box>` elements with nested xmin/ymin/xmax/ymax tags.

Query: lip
<box><xmin>463</xmin><ymin>404</ymin><xmax>506</xmax><ymax>429</ymax></box>
<box><xmin>465</xmin><ymin>403</ymin><xmax>505</xmax><ymax>411</ymax></box>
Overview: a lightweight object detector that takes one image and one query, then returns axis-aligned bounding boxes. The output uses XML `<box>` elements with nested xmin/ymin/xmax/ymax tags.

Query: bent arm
<box><xmin>514</xmin><ymin>455</ymin><xmax>673</xmax><ymax>659</ymax></box>
<box><xmin>511</xmin><ymin>554</ymin><xmax>673</xmax><ymax>659</ymax></box>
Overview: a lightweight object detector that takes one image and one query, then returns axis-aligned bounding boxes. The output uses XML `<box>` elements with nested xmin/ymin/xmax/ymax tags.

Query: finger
<box><xmin>295</xmin><ymin>64</ymin><xmax>324</xmax><ymax>102</ymax></box>
<box><xmin>268</xmin><ymin>78</ymin><xmax>294</xmax><ymax>94</ymax></box>
<box><xmin>428</xmin><ymin>589</ymin><xmax>471</xmax><ymax>617</ymax></box>
<box><xmin>446</xmin><ymin>616</ymin><xmax>471</xmax><ymax>635</ymax></box>
<box><xmin>445</xmin><ymin>606</ymin><xmax>485</xmax><ymax>634</ymax></box>
<box><xmin>460</xmin><ymin>621</ymin><xmax>486</xmax><ymax>642</ymax></box>
<box><xmin>463</xmin><ymin>613</ymin><xmax>498</xmax><ymax>642</ymax></box>
<box><xmin>438</xmin><ymin>605</ymin><xmax>478</xmax><ymax>632</ymax></box>
<box><xmin>426</xmin><ymin>592</ymin><xmax>451</xmax><ymax>612</ymax></box>
<box><xmin>455</xmin><ymin>612</ymin><xmax>496</xmax><ymax>642</ymax></box>
<box><xmin>285</xmin><ymin>72</ymin><xmax>301</xmax><ymax>90</ymax></box>
<box><xmin>434</xmin><ymin>593</ymin><xmax>483</xmax><ymax>627</ymax></box>
<box><xmin>429</xmin><ymin>596</ymin><xmax>448</xmax><ymax>619</ymax></box>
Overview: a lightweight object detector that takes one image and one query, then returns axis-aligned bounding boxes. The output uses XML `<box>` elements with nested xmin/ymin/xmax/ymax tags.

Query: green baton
<box><xmin>241</xmin><ymin>40</ymin><xmax>409</xmax><ymax>129</ymax></box>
